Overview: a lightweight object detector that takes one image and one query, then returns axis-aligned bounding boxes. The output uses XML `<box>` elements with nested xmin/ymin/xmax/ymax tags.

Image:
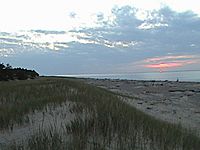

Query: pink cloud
<box><xmin>145</xmin><ymin>62</ymin><xmax>183</xmax><ymax>69</ymax></box>
<box><xmin>143</xmin><ymin>55</ymin><xmax>198</xmax><ymax>70</ymax></box>
<box><xmin>144</xmin><ymin>55</ymin><xmax>195</xmax><ymax>63</ymax></box>
<box><xmin>117</xmin><ymin>54</ymin><xmax>200</xmax><ymax>73</ymax></box>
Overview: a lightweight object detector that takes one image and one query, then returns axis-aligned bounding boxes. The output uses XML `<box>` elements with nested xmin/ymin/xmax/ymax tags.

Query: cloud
<box><xmin>115</xmin><ymin>54</ymin><xmax>200</xmax><ymax>73</ymax></box>
<box><xmin>0</xmin><ymin>48</ymin><xmax>14</xmax><ymax>57</ymax></box>
<box><xmin>0</xmin><ymin>30</ymin><xmax>90</xmax><ymax>55</ymax></box>
<box><xmin>69</xmin><ymin>12</ymin><xmax>77</xmax><ymax>18</ymax></box>
<box><xmin>2</xmin><ymin>6</ymin><xmax>200</xmax><ymax>55</ymax></box>
<box><xmin>1</xmin><ymin>5</ymin><xmax>200</xmax><ymax>74</ymax></box>
<box><xmin>145</xmin><ymin>61</ymin><xmax>193</xmax><ymax>69</ymax></box>
<box><xmin>138</xmin><ymin>22</ymin><xmax>168</xmax><ymax>30</ymax></box>
<box><xmin>144</xmin><ymin>55</ymin><xmax>195</xmax><ymax>63</ymax></box>
<box><xmin>143</xmin><ymin>55</ymin><xmax>199</xmax><ymax>70</ymax></box>
<box><xmin>70</xmin><ymin>6</ymin><xmax>200</xmax><ymax>54</ymax></box>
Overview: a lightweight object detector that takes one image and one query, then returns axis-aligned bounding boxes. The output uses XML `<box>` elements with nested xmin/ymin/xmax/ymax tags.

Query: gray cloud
<box><xmin>69</xmin><ymin>12</ymin><xmax>77</xmax><ymax>19</ymax></box>
<box><xmin>31</xmin><ymin>30</ymin><xmax>66</xmax><ymax>35</ymax></box>
<box><xmin>74</xmin><ymin>6</ymin><xmax>200</xmax><ymax>53</ymax></box>
<box><xmin>0</xmin><ymin>6</ymin><xmax>200</xmax><ymax>74</ymax></box>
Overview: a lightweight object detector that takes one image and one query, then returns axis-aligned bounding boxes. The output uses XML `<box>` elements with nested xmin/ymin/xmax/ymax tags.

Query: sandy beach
<box><xmin>0</xmin><ymin>77</ymin><xmax>200</xmax><ymax>149</ymax></box>
<box><xmin>83</xmin><ymin>78</ymin><xmax>200</xmax><ymax>134</ymax></box>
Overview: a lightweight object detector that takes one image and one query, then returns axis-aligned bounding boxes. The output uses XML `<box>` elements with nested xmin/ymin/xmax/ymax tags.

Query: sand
<box><xmin>1</xmin><ymin>78</ymin><xmax>200</xmax><ymax>147</ymax></box>
<box><xmin>83</xmin><ymin>78</ymin><xmax>200</xmax><ymax>134</ymax></box>
<box><xmin>0</xmin><ymin>102</ymin><xmax>75</xmax><ymax>147</ymax></box>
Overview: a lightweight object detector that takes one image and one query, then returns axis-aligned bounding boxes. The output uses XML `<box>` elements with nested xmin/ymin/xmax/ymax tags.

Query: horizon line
<box><xmin>56</xmin><ymin>69</ymin><xmax>200</xmax><ymax>76</ymax></box>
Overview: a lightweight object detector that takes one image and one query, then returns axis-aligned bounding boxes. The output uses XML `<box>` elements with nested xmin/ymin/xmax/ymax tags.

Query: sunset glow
<box><xmin>144</xmin><ymin>55</ymin><xmax>195</xmax><ymax>63</ymax></box>
<box><xmin>145</xmin><ymin>62</ymin><xmax>183</xmax><ymax>69</ymax></box>
<box><xmin>142</xmin><ymin>55</ymin><xmax>199</xmax><ymax>71</ymax></box>
<box><xmin>0</xmin><ymin>0</ymin><xmax>200</xmax><ymax>74</ymax></box>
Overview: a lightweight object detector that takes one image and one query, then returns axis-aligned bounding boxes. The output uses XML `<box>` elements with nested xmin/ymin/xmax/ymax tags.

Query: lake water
<box><xmin>61</xmin><ymin>70</ymin><xmax>200</xmax><ymax>82</ymax></box>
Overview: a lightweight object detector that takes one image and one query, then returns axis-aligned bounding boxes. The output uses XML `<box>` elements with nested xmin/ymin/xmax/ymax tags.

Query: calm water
<box><xmin>61</xmin><ymin>70</ymin><xmax>200</xmax><ymax>82</ymax></box>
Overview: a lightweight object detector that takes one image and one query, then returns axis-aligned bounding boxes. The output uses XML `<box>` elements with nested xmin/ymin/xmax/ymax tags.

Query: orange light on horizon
<box><xmin>142</xmin><ymin>55</ymin><xmax>198</xmax><ymax>72</ymax></box>
<box><xmin>145</xmin><ymin>62</ymin><xmax>183</xmax><ymax>69</ymax></box>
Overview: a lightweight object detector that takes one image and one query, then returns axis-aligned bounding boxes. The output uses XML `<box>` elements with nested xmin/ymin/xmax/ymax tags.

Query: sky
<box><xmin>0</xmin><ymin>0</ymin><xmax>200</xmax><ymax>75</ymax></box>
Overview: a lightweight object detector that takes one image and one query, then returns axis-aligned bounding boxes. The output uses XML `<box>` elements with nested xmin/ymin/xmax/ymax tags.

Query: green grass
<box><xmin>0</xmin><ymin>77</ymin><xmax>200</xmax><ymax>150</ymax></box>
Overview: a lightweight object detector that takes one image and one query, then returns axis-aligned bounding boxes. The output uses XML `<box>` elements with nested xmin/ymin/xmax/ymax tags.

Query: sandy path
<box><xmin>83</xmin><ymin>78</ymin><xmax>200</xmax><ymax>134</ymax></box>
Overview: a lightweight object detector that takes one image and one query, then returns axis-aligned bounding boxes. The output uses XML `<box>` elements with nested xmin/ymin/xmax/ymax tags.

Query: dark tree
<box><xmin>5</xmin><ymin>63</ymin><xmax>12</xmax><ymax>69</ymax></box>
<box><xmin>0</xmin><ymin>63</ymin><xmax>39</xmax><ymax>81</ymax></box>
<box><xmin>0</xmin><ymin>63</ymin><xmax>5</xmax><ymax>70</ymax></box>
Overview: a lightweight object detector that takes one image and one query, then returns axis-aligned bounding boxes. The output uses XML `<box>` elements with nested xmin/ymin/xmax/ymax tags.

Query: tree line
<box><xmin>0</xmin><ymin>63</ymin><xmax>39</xmax><ymax>81</ymax></box>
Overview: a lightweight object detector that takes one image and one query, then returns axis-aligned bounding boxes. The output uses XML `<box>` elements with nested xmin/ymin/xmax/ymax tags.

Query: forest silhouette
<box><xmin>0</xmin><ymin>63</ymin><xmax>39</xmax><ymax>81</ymax></box>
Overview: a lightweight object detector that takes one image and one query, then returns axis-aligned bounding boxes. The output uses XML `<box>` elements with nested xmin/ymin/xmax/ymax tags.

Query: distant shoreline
<box><xmin>49</xmin><ymin>70</ymin><xmax>200</xmax><ymax>82</ymax></box>
<box><xmin>57</xmin><ymin>69</ymin><xmax>200</xmax><ymax>76</ymax></box>
<box><xmin>46</xmin><ymin>76</ymin><xmax>200</xmax><ymax>84</ymax></box>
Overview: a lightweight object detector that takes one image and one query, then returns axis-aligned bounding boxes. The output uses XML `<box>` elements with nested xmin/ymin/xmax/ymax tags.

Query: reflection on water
<box><xmin>61</xmin><ymin>71</ymin><xmax>200</xmax><ymax>82</ymax></box>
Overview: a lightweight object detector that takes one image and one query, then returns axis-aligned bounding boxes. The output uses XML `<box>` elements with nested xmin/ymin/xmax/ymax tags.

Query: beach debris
<box><xmin>146</xmin><ymin>107</ymin><xmax>152</xmax><ymax>110</ymax></box>
<box><xmin>137</xmin><ymin>102</ymin><xmax>143</xmax><ymax>105</ymax></box>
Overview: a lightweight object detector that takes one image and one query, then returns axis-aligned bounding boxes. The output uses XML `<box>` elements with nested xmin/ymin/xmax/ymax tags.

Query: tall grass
<box><xmin>0</xmin><ymin>78</ymin><xmax>78</xmax><ymax>129</ymax></box>
<box><xmin>1</xmin><ymin>77</ymin><xmax>200</xmax><ymax>150</ymax></box>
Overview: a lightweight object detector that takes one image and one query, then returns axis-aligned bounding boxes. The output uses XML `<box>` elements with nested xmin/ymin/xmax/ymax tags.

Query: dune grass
<box><xmin>0</xmin><ymin>77</ymin><xmax>200</xmax><ymax>150</ymax></box>
<box><xmin>0</xmin><ymin>78</ymin><xmax>77</xmax><ymax>129</ymax></box>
